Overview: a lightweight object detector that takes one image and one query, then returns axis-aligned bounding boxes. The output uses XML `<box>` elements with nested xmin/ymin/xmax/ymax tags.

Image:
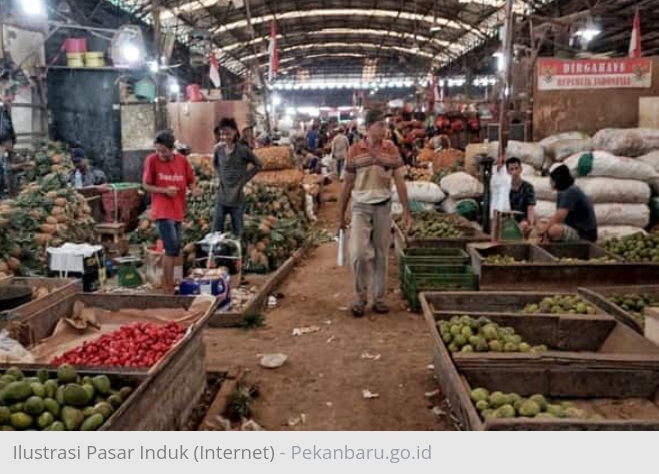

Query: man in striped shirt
<box><xmin>338</xmin><ymin>109</ymin><xmax>412</xmax><ymax>318</ymax></box>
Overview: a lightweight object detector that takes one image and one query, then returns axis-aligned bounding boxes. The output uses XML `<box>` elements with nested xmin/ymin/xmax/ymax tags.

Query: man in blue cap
<box><xmin>68</xmin><ymin>148</ymin><xmax>108</xmax><ymax>189</ymax></box>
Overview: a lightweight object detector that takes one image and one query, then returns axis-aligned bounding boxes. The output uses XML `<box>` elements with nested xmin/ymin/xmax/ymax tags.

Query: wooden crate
<box><xmin>0</xmin><ymin>364</ymin><xmax>207</xmax><ymax>431</ymax></box>
<box><xmin>0</xmin><ymin>277</ymin><xmax>80</xmax><ymax>325</ymax></box>
<box><xmin>468</xmin><ymin>243</ymin><xmax>659</xmax><ymax>291</ymax></box>
<box><xmin>423</xmin><ymin>291</ymin><xmax>613</xmax><ymax>351</ymax></box>
<box><xmin>420</xmin><ymin>294</ymin><xmax>659</xmax><ymax>430</ymax></box>
<box><xmin>393</xmin><ymin>221</ymin><xmax>490</xmax><ymax>255</ymax></box>
<box><xmin>579</xmin><ymin>285</ymin><xmax>659</xmax><ymax>334</ymax></box>
<box><xmin>538</xmin><ymin>242</ymin><xmax>621</xmax><ymax>262</ymax></box>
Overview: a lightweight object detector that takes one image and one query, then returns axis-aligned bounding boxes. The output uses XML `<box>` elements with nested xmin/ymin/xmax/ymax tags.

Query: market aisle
<box><xmin>203</xmin><ymin>182</ymin><xmax>454</xmax><ymax>431</ymax></box>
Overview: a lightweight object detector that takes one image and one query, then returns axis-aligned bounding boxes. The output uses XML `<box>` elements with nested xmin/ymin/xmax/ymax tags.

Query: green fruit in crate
<box><xmin>468</xmin><ymin>336</ymin><xmax>481</xmax><ymax>347</ymax></box>
<box><xmin>82</xmin><ymin>384</ymin><xmax>95</xmax><ymax>403</ymax></box>
<box><xmin>447</xmin><ymin>343</ymin><xmax>459</xmax><ymax>353</ymax></box>
<box><xmin>36</xmin><ymin>369</ymin><xmax>49</xmax><ymax>384</ymax></box>
<box><xmin>30</xmin><ymin>383</ymin><xmax>46</xmax><ymax>398</ymax></box>
<box><xmin>513</xmin><ymin>398</ymin><xmax>527</xmax><ymax>413</ymax></box>
<box><xmin>481</xmin><ymin>409</ymin><xmax>495</xmax><ymax>419</ymax></box>
<box><xmin>518</xmin><ymin>400</ymin><xmax>541</xmax><ymax>417</ymax></box>
<box><xmin>442</xmin><ymin>332</ymin><xmax>453</xmax><ymax>344</ymax></box>
<box><xmin>57</xmin><ymin>364</ymin><xmax>77</xmax><ymax>384</ymax></box>
<box><xmin>470</xmin><ymin>388</ymin><xmax>489</xmax><ymax>403</ymax></box>
<box><xmin>43</xmin><ymin>398</ymin><xmax>60</xmax><ymax>417</ymax></box>
<box><xmin>11</xmin><ymin>412</ymin><xmax>34</xmax><ymax>429</ymax></box>
<box><xmin>518</xmin><ymin>342</ymin><xmax>531</xmax><ymax>353</ymax></box>
<box><xmin>565</xmin><ymin>407</ymin><xmax>589</xmax><ymax>419</ymax></box>
<box><xmin>489</xmin><ymin>392</ymin><xmax>508</xmax><ymax>408</ymax></box>
<box><xmin>0</xmin><ymin>381</ymin><xmax>32</xmax><ymax>403</ymax></box>
<box><xmin>81</xmin><ymin>413</ymin><xmax>104</xmax><ymax>431</ymax></box>
<box><xmin>43</xmin><ymin>380</ymin><xmax>58</xmax><ymax>398</ymax></box>
<box><xmin>37</xmin><ymin>412</ymin><xmax>54</xmax><ymax>429</ymax></box>
<box><xmin>24</xmin><ymin>396</ymin><xmax>45</xmax><ymax>416</ymax></box>
<box><xmin>92</xmin><ymin>375</ymin><xmax>112</xmax><ymax>395</ymax></box>
<box><xmin>487</xmin><ymin>340</ymin><xmax>502</xmax><ymax>352</ymax></box>
<box><xmin>61</xmin><ymin>407</ymin><xmax>84</xmax><ymax>431</ymax></box>
<box><xmin>481</xmin><ymin>324</ymin><xmax>498</xmax><ymax>341</ymax></box>
<box><xmin>6</xmin><ymin>367</ymin><xmax>24</xmax><ymax>381</ymax></box>
<box><xmin>475</xmin><ymin>400</ymin><xmax>489</xmax><ymax>411</ymax></box>
<box><xmin>546</xmin><ymin>404</ymin><xmax>566</xmax><ymax>418</ymax></box>
<box><xmin>119</xmin><ymin>387</ymin><xmax>133</xmax><ymax>400</ymax></box>
<box><xmin>94</xmin><ymin>402</ymin><xmax>114</xmax><ymax>420</ymax></box>
<box><xmin>0</xmin><ymin>406</ymin><xmax>10</xmax><ymax>424</ymax></box>
<box><xmin>107</xmin><ymin>395</ymin><xmax>123</xmax><ymax>409</ymax></box>
<box><xmin>494</xmin><ymin>405</ymin><xmax>516</xmax><ymax>419</ymax></box>
<box><xmin>63</xmin><ymin>384</ymin><xmax>89</xmax><ymax>407</ymax></box>
<box><xmin>476</xmin><ymin>339</ymin><xmax>490</xmax><ymax>352</ymax></box>
<box><xmin>0</xmin><ymin>374</ymin><xmax>16</xmax><ymax>384</ymax></box>
<box><xmin>46</xmin><ymin>421</ymin><xmax>65</xmax><ymax>431</ymax></box>
<box><xmin>461</xmin><ymin>326</ymin><xmax>473</xmax><ymax>338</ymax></box>
<box><xmin>9</xmin><ymin>402</ymin><xmax>24</xmax><ymax>413</ymax></box>
<box><xmin>503</xmin><ymin>342</ymin><xmax>518</xmax><ymax>352</ymax></box>
<box><xmin>461</xmin><ymin>345</ymin><xmax>474</xmax><ymax>353</ymax></box>
<box><xmin>453</xmin><ymin>335</ymin><xmax>467</xmax><ymax>348</ymax></box>
<box><xmin>529</xmin><ymin>394</ymin><xmax>548</xmax><ymax>410</ymax></box>
<box><xmin>450</xmin><ymin>325</ymin><xmax>461</xmax><ymax>336</ymax></box>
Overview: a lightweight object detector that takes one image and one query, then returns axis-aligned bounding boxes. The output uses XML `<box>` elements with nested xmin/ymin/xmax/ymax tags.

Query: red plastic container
<box><xmin>186</xmin><ymin>84</ymin><xmax>204</xmax><ymax>102</ymax></box>
<box><xmin>64</xmin><ymin>38</ymin><xmax>87</xmax><ymax>53</ymax></box>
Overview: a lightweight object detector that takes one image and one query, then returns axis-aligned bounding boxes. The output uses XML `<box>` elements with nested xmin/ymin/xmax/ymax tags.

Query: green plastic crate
<box><xmin>403</xmin><ymin>266</ymin><xmax>479</xmax><ymax>312</ymax></box>
<box><xmin>401</xmin><ymin>247</ymin><xmax>469</xmax><ymax>267</ymax></box>
<box><xmin>401</xmin><ymin>263</ymin><xmax>471</xmax><ymax>288</ymax></box>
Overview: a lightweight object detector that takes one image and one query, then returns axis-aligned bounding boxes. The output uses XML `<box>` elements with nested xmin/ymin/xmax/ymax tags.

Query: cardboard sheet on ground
<box><xmin>29</xmin><ymin>295</ymin><xmax>214</xmax><ymax>363</ymax></box>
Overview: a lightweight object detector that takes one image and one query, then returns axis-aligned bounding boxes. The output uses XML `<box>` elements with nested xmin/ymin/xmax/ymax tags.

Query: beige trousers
<box><xmin>350</xmin><ymin>200</ymin><xmax>392</xmax><ymax>304</ymax></box>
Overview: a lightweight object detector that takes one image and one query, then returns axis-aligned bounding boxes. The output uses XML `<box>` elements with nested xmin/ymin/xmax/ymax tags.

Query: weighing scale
<box><xmin>113</xmin><ymin>256</ymin><xmax>143</xmax><ymax>288</ymax></box>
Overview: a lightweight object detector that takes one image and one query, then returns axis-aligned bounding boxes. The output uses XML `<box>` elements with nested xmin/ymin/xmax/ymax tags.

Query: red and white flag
<box><xmin>629</xmin><ymin>8</ymin><xmax>642</xmax><ymax>58</ymax></box>
<box><xmin>268</xmin><ymin>21</ymin><xmax>279</xmax><ymax>82</ymax></box>
<box><xmin>209</xmin><ymin>52</ymin><xmax>221</xmax><ymax>88</ymax></box>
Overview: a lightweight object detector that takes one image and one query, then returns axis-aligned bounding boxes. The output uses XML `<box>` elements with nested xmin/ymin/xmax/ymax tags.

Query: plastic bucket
<box><xmin>135</xmin><ymin>79</ymin><xmax>156</xmax><ymax>101</ymax></box>
<box><xmin>186</xmin><ymin>84</ymin><xmax>204</xmax><ymax>102</ymax></box>
<box><xmin>64</xmin><ymin>38</ymin><xmax>87</xmax><ymax>53</ymax></box>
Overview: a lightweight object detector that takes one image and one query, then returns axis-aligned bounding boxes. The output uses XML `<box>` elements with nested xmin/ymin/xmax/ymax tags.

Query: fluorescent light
<box><xmin>148</xmin><ymin>61</ymin><xmax>159</xmax><ymax>73</ymax></box>
<box><xmin>121</xmin><ymin>44</ymin><xmax>141</xmax><ymax>63</ymax></box>
<box><xmin>21</xmin><ymin>0</ymin><xmax>44</xmax><ymax>15</ymax></box>
<box><xmin>168</xmin><ymin>81</ymin><xmax>180</xmax><ymax>94</ymax></box>
<box><xmin>272</xmin><ymin>94</ymin><xmax>282</xmax><ymax>106</ymax></box>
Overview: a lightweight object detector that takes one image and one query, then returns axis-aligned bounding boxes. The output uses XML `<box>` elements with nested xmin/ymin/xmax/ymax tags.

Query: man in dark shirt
<box><xmin>543</xmin><ymin>164</ymin><xmax>598</xmax><ymax>242</ymax></box>
<box><xmin>506</xmin><ymin>157</ymin><xmax>536</xmax><ymax>236</ymax></box>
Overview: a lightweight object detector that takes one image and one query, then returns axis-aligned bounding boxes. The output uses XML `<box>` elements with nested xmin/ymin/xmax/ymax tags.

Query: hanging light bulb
<box><xmin>575</xmin><ymin>15</ymin><xmax>601</xmax><ymax>43</ymax></box>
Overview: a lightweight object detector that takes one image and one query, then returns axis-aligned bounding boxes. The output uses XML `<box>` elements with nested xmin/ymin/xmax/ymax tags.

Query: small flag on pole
<box><xmin>209</xmin><ymin>52</ymin><xmax>221</xmax><ymax>88</ymax></box>
<box><xmin>629</xmin><ymin>8</ymin><xmax>642</xmax><ymax>58</ymax></box>
<box><xmin>268</xmin><ymin>21</ymin><xmax>279</xmax><ymax>82</ymax></box>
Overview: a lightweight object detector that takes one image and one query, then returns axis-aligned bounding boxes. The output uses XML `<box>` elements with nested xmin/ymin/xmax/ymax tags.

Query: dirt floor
<box><xmin>203</xmin><ymin>181</ymin><xmax>456</xmax><ymax>431</ymax></box>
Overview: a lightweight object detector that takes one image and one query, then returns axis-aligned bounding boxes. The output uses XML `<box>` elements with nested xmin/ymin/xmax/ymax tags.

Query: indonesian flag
<box><xmin>268</xmin><ymin>21</ymin><xmax>279</xmax><ymax>82</ymax></box>
<box><xmin>629</xmin><ymin>8</ymin><xmax>641</xmax><ymax>58</ymax></box>
<box><xmin>209</xmin><ymin>52</ymin><xmax>221</xmax><ymax>88</ymax></box>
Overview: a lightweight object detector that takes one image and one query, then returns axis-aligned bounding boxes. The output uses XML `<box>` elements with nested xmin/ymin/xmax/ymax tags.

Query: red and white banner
<box><xmin>209</xmin><ymin>52</ymin><xmax>221</xmax><ymax>88</ymax></box>
<box><xmin>629</xmin><ymin>8</ymin><xmax>642</xmax><ymax>58</ymax></box>
<box><xmin>537</xmin><ymin>58</ymin><xmax>652</xmax><ymax>91</ymax></box>
<box><xmin>268</xmin><ymin>21</ymin><xmax>279</xmax><ymax>82</ymax></box>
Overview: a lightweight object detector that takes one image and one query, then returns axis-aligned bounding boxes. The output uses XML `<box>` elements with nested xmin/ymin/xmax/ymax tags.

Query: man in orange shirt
<box><xmin>338</xmin><ymin>109</ymin><xmax>412</xmax><ymax>318</ymax></box>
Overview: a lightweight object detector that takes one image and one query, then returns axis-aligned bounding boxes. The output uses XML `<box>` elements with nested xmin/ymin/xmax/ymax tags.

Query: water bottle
<box><xmin>74</xmin><ymin>169</ymin><xmax>83</xmax><ymax>189</ymax></box>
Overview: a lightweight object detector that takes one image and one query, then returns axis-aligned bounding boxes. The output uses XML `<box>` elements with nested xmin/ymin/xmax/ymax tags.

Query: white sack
<box><xmin>488</xmin><ymin>141</ymin><xmax>545</xmax><ymax>169</ymax></box>
<box><xmin>524</xmin><ymin>176</ymin><xmax>555</xmax><ymax>201</ymax></box>
<box><xmin>521</xmin><ymin>164</ymin><xmax>536</xmax><ymax>176</ymax></box>
<box><xmin>638</xmin><ymin>151</ymin><xmax>659</xmax><ymax>171</ymax></box>
<box><xmin>547</xmin><ymin>138</ymin><xmax>593</xmax><ymax>162</ymax></box>
<box><xmin>564</xmin><ymin>151</ymin><xmax>659</xmax><ymax>182</ymax></box>
<box><xmin>490</xmin><ymin>166</ymin><xmax>511</xmax><ymax>218</ymax></box>
<box><xmin>593</xmin><ymin>128</ymin><xmax>659</xmax><ymax>157</ymax></box>
<box><xmin>539</xmin><ymin>132</ymin><xmax>589</xmax><ymax>150</ymax></box>
<box><xmin>392</xmin><ymin>181</ymin><xmax>446</xmax><ymax>204</ymax></box>
<box><xmin>594</xmin><ymin>203</ymin><xmax>649</xmax><ymax>228</ymax></box>
<box><xmin>440</xmin><ymin>172</ymin><xmax>484</xmax><ymax>199</ymax></box>
<box><xmin>575</xmin><ymin>178</ymin><xmax>651</xmax><ymax>204</ymax></box>
<box><xmin>598</xmin><ymin>226</ymin><xmax>648</xmax><ymax>241</ymax></box>
<box><xmin>391</xmin><ymin>201</ymin><xmax>435</xmax><ymax>215</ymax></box>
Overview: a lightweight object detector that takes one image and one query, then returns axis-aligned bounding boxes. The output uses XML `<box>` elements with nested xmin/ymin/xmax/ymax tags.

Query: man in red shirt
<box><xmin>142</xmin><ymin>130</ymin><xmax>198</xmax><ymax>294</ymax></box>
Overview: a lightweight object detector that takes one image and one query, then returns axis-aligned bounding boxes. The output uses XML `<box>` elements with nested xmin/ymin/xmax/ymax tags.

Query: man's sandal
<box><xmin>351</xmin><ymin>301</ymin><xmax>367</xmax><ymax>318</ymax></box>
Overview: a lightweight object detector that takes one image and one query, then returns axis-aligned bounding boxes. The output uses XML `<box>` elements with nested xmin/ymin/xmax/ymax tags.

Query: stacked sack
<box><xmin>531</xmin><ymin>149</ymin><xmax>658</xmax><ymax>239</ymax></box>
<box><xmin>392</xmin><ymin>181</ymin><xmax>445</xmax><ymax>215</ymax></box>
<box><xmin>438</xmin><ymin>172</ymin><xmax>483</xmax><ymax>220</ymax></box>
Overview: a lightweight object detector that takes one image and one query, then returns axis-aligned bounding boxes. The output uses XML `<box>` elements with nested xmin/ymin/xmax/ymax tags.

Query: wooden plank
<box><xmin>208</xmin><ymin>249</ymin><xmax>304</xmax><ymax>328</ymax></box>
<box><xmin>579</xmin><ymin>286</ymin><xmax>646</xmax><ymax>334</ymax></box>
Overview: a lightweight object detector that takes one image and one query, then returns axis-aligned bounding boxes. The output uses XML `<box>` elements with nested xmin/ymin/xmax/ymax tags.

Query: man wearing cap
<box><xmin>338</xmin><ymin>108</ymin><xmax>412</xmax><ymax>318</ymax></box>
<box><xmin>68</xmin><ymin>148</ymin><xmax>108</xmax><ymax>189</ymax></box>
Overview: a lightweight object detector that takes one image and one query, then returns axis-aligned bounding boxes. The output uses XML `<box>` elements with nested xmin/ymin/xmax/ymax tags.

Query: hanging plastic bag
<box><xmin>0</xmin><ymin>330</ymin><xmax>35</xmax><ymax>364</ymax></box>
<box><xmin>490</xmin><ymin>164</ymin><xmax>511</xmax><ymax>219</ymax></box>
<box><xmin>337</xmin><ymin>229</ymin><xmax>346</xmax><ymax>267</ymax></box>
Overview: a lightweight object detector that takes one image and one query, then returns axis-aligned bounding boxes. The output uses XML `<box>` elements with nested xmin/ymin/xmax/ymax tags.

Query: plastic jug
<box><xmin>74</xmin><ymin>170</ymin><xmax>83</xmax><ymax>189</ymax></box>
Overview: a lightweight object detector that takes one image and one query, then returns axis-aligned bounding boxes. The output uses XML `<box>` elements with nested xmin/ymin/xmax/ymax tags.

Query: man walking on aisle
<box><xmin>338</xmin><ymin>108</ymin><xmax>412</xmax><ymax>318</ymax></box>
<box><xmin>331</xmin><ymin>125</ymin><xmax>350</xmax><ymax>180</ymax></box>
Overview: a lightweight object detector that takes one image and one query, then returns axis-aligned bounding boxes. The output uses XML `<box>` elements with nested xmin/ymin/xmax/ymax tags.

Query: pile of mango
<box><xmin>437</xmin><ymin>315</ymin><xmax>547</xmax><ymax>354</ymax></box>
<box><xmin>609</xmin><ymin>293</ymin><xmax>659</xmax><ymax>327</ymax></box>
<box><xmin>483</xmin><ymin>255</ymin><xmax>525</xmax><ymax>264</ymax></box>
<box><xmin>0</xmin><ymin>365</ymin><xmax>132</xmax><ymax>431</ymax></box>
<box><xmin>470</xmin><ymin>388</ymin><xmax>602</xmax><ymax>420</ymax></box>
<box><xmin>601</xmin><ymin>232</ymin><xmax>659</xmax><ymax>263</ymax></box>
<box><xmin>400</xmin><ymin>212</ymin><xmax>463</xmax><ymax>239</ymax></box>
<box><xmin>523</xmin><ymin>295</ymin><xmax>597</xmax><ymax>315</ymax></box>
<box><xmin>558</xmin><ymin>256</ymin><xmax>617</xmax><ymax>264</ymax></box>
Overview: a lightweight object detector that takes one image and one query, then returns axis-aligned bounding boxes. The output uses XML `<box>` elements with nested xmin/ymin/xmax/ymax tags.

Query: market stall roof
<box><xmin>104</xmin><ymin>0</ymin><xmax>555</xmax><ymax>80</ymax></box>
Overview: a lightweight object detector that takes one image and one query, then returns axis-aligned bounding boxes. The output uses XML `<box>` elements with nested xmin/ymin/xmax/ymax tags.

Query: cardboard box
<box><xmin>144</xmin><ymin>248</ymin><xmax>183</xmax><ymax>288</ymax></box>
